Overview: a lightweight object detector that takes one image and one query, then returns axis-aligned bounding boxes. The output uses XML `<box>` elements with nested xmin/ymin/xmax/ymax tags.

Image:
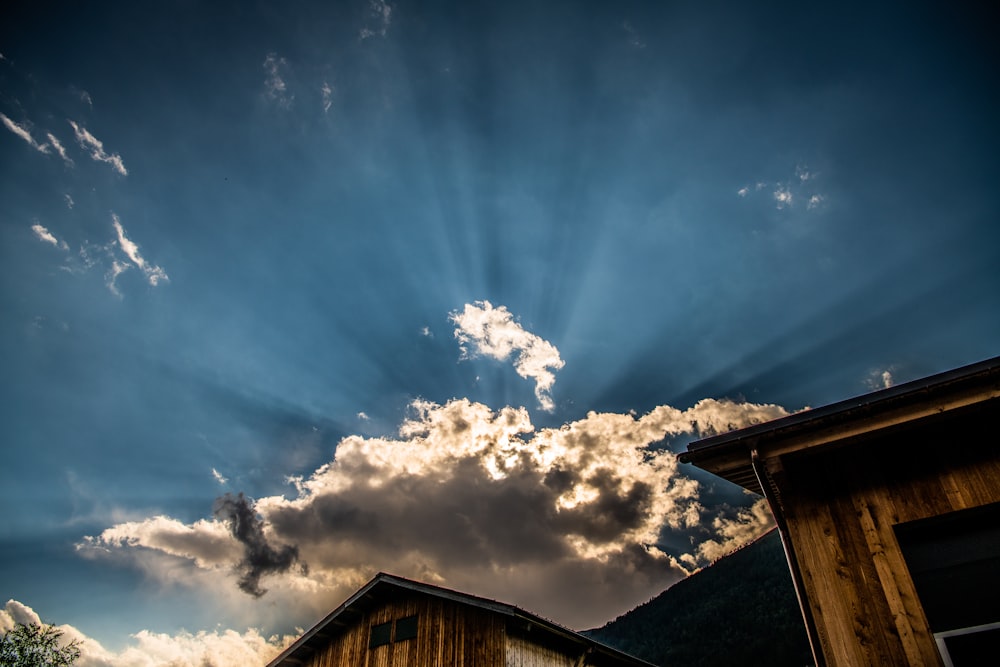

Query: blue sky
<box><xmin>2</xmin><ymin>1</ymin><xmax>998</xmax><ymax>664</ymax></box>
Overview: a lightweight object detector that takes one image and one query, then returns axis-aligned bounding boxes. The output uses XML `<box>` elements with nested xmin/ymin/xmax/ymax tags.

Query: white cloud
<box><xmin>68</xmin><ymin>120</ymin><xmax>127</xmax><ymax>176</ymax></box>
<box><xmin>451</xmin><ymin>301</ymin><xmax>565</xmax><ymax>411</ymax></box>
<box><xmin>32</xmin><ymin>223</ymin><xmax>68</xmax><ymax>250</ymax></box>
<box><xmin>773</xmin><ymin>187</ymin><xmax>793</xmax><ymax>209</ymax></box>
<box><xmin>796</xmin><ymin>164</ymin><xmax>815</xmax><ymax>181</ymax></box>
<box><xmin>1</xmin><ymin>112</ymin><xmax>50</xmax><ymax>154</ymax></box>
<box><xmin>1</xmin><ymin>599</ymin><xmax>294</xmax><ymax>667</ymax></box>
<box><xmin>85</xmin><ymin>395</ymin><xmax>791</xmax><ymax>629</ymax></box>
<box><xmin>419</xmin><ymin>326</ymin><xmax>433</xmax><ymax>338</ymax></box>
<box><xmin>30</xmin><ymin>214</ymin><xmax>167</xmax><ymax>298</ymax></box>
<box><xmin>46</xmin><ymin>132</ymin><xmax>74</xmax><ymax>166</ymax></box>
<box><xmin>321</xmin><ymin>82</ymin><xmax>333</xmax><ymax>113</ymax></box>
<box><xmin>111</xmin><ymin>214</ymin><xmax>169</xmax><ymax>287</ymax></box>
<box><xmin>357</xmin><ymin>411</ymin><xmax>370</xmax><ymax>421</ymax></box>
<box><xmin>866</xmin><ymin>367</ymin><xmax>895</xmax><ymax>390</ymax></box>
<box><xmin>737</xmin><ymin>168</ymin><xmax>826</xmax><ymax>213</ymax></box>
<box><xmin>263</xmin><ymin>53</ymin><xmax>293</xmax><ymax>108</ymax></box>
<box><xmin>212</xmin><ymin>468</ymin><xmax>229</xmax><ymax>485</ymax></box>
<box><xmin>359</xmin><ymin>0</ymin><xmax>392</xmax><ymax>39</ymax></box>
<box><xmin>65</xmin><ymin>194</ymin><xmax>75</xmax><ymax>209</ymax></box>
<box><xmin>680</xmin><ymin>497</ymin><xmax>774</xmax><ymax>567</ymax></box>
<box><xmin>105</xmin><ymin>259</ymin><xmax>130</xmax><ymax>298</ymax></box>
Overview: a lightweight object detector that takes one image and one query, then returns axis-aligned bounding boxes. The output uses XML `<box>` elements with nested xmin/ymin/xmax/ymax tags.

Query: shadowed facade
<box><xmin>267</xmin><ymin>573</ymin><xmax>655</xmax><ymax>667</ymax></box>
<box><xmin>681</xmin><ymin>356</ymin><xmax>1000</xmax><ymax>666</ymax></box>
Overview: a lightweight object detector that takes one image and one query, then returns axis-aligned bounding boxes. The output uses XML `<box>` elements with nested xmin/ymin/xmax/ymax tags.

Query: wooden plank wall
<box><xmin>778</xmin><ymin>415</ymin><xmax>1000</xmax><ymax>667</ymax></box>
<box><xmin>505</xmin><ymin>634</ymin><xmax>578</xmax><ymax>667</ymax></box>
<box><xmin>302</xmin><ymin>593</ymin><xmax>505</xmax><ymax>667</ymax></box>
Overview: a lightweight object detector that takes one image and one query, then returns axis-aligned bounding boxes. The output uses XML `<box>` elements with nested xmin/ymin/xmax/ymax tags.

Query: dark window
<box><xmin>895</xmin><ymin>502</ymin><xmax>1000</xmax><ymax>665</ymax></box>
<box><xmin>394</xmin><ymin>615</ymin><xmax>418</xmax><ymax>642</ymax></box>
<box><xmin>369</xmin><ymin>621</ymin><xmax>392</xmax><ymax>648</ymax></box>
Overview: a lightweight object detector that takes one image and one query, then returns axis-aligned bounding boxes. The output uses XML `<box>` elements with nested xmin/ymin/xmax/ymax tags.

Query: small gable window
<box><xmin>394</xmin><ymin>615</ymin><xmax>418</xmax><ymax>642</ymax></box>
<box><xmin>369</xmin><ymin>621</ymin><xmax>392</xmax><ymax>648</ymax></box>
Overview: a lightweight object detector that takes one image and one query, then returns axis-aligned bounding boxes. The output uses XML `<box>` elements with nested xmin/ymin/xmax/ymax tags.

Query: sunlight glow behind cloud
<box><xmin>80</xmin><ymin>390</ymin><xmax>788</xmax><ymax>629</ymax></box>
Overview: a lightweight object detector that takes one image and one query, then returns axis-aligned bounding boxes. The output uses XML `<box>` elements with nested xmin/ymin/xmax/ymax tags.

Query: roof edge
<box><xmin>267</xmin><ymin>572</ymin><xmax>656</xmax><ymax>667</ymax></box>
<box><xmin>680</xmin><ymin>355</ymin><xmax>1000</xmax><ymax>464</ymax></box>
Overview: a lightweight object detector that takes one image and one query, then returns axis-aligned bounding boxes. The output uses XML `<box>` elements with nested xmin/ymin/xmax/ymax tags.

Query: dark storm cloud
<box><xmin>213</xmin><ymin>493</ymin><xmax>303</xmax><ymax>598</ymax></box>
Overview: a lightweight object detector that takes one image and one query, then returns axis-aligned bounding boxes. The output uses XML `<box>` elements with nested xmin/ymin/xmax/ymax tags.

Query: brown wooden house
<box><xmin>266</xmin><ymin>572</ymin><xmax>655</xmax><ymax>667</ymax></box>
<box><xmin>679</xmin><ymin>356</ymin><xmax>1000</xmax><ymax>666</ymax></box>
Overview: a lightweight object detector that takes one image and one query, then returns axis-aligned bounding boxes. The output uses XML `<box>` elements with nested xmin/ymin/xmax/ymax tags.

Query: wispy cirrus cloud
<box><xmin>359</xmin><ymin>0</ymin><xmax>392</xmax><ymax>39</ymax></box>
<box><xmin>1</xmin><ymin>112</ymin><xmax>49</xmax><ymax>153</ymax></box>
<box><xmin>31</xmin><ymin>223</ymin><xmax>69</xmax><ymax>251</ymax></box>
<box><xmin>1</xmin><ymin>113</ymin><xmax>71</xmax><ymax>165</ymax></box>
<box><xmin>451</xmin><ymin>301</ymin><xmax>565</xmax><ymax>411</ymax></box>
<box><xmin>320</xmin><ymin>82</ymin><xmax>333</xmax><ymax>113</ymax></box>
<box><xmin>29</xmin><ymin>214</ymin><xmax>167</xmax><ymax>298</ymax></box>
<box><xmin>263</xmin><ymin>53</ymin><xmax>293</xmax><ymax>108</ymax></box>
<box><xmin>68</xmin><ymin>120</ymin><xmax>127</xmax><ymax>175</ymax></box>
<box><xmin>45</xmin><ymin>132</ymin><xmax>73</xmax><ymax>166</ymax></box>
<box><xmin>81</xmin><ymin>392</ymin><xmax>790</xmax><ymax>629</ymax></box>
<box><xmin>737</xmin><ymin>165</ymin><xmax>826</xmax><ymax>211</ymax></box>
<box><xmin>111</xmin><ymin>213</ymin><xmax>168</xmax><ymax>287</ymax></box>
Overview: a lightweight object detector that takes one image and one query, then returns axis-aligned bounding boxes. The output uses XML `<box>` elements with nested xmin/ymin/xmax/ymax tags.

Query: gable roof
<box><xmin>679</xmin><ymin>355</ymin><xmax>1000</xmax><ymax>493</ymax></box>
<box><xmin>266</xmin><ymin>572</ymin><xmax>656</xmax><ymax>667</ymax></box>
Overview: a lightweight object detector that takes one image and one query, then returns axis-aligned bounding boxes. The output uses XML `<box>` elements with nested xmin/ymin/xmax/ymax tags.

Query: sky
<box><xmin>1</xmin><ymin>0</ymin><xmax>998</xmax><ymax>664</ymax></box>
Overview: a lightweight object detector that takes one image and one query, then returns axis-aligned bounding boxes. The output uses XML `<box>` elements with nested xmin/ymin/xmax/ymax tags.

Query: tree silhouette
<box><xmin>0</xmin><ymin>622</ymin><xmax>81</xmax><ymax>667</ymax></box>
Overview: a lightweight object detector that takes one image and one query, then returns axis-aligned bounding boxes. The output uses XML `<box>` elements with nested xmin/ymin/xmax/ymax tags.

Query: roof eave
<box><xmin>679</xmin><ymin>355</ymin><xmax>1000</xmax><ymax>491</ymax></box>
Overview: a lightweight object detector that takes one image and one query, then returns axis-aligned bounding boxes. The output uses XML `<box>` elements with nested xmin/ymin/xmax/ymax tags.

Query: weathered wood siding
<box><xmin>505</xmin><ymin>634</ymin><xmax>578</xmax><ymax>667</ymax></box>
<box><xmin>777</xmin><ymin>411</ymin><xmax>1000</xmax><ymax>666</ymax></box>
<box><xmin>301</xmin><ymin>592</ymin><xmax>505</xmax><ymax>667</ymax></box>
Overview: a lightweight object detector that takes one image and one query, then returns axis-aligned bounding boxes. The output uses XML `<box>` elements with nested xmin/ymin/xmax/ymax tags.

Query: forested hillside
<box><xmin>587</xmin><ymin>529</ymin><xmax>813</xmax><ymax>666</ymax></box>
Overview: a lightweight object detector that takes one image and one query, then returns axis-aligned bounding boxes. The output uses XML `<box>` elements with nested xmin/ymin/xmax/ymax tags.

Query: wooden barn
<box><xmin>680</xmin><ymin>356</ymin><xmax>1000</xmax><ymax>666</ymax></box>
<box><xmin>266</xmin><ymin>572</ymin><xmax>655</xmax><ymax>667</ymax></box>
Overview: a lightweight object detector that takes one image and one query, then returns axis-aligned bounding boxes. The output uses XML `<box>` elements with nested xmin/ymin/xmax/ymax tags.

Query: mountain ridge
<box><xmin>586</xmin><ymin>528</ymin><xmax>813</xmax><ymax>666</ymax></box>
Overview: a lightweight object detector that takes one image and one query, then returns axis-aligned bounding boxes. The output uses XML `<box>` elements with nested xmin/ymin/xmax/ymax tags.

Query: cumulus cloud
<box><xmin>773</xmin><ymin>187</ymin><xmax>793</xmax><ymax>209</ymax></box>
<box><xmin>680</xmin><ymin>497</ymin><xmax>774</xmax><ymax>567</ymax></box>
<box><xmin>866</xmin><ymin>367</ymin><xmax>896</xmax><ymax>390</ymax></box>
<box><xmin>1</xmin><ymin>599</ymin><xmax>294</xmax><ymax>667</ymax></box>
<box><xmin>83</xmin><ymin>395</ymin><xmax>789</xmax><ymax>628</ymax></box>
<box><xmin>111</xmin><ymin>214</ymin><xmax>168</xmax><ymax>287</ymax></box>
<box><xmin>359</xmin><ymin>0</ymin><xmax>392</xmax><ymax>39</ymax></box>
<box><xmin>451</xmin><ymin>301</ymin><xmax>565</xmax><ymax>411</ymax></box>
<box><xmin>32</xmin><ymin>223</ymin><xmax>68</xmax><ymax>250</ymax></box>
<box><xmin>68</xmin><ymin>120</ymin><xmax>127</xmax><ymax>176</ymax></box>
<box><xmin>263</xmin><ymin>53</ymin><xmax>293</xmax><ymax>108</ymax></box>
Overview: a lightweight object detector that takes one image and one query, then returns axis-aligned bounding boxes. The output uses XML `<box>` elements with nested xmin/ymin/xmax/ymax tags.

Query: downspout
<box><xmin>750</xmin><ymin>447</ymin><xmax>826</xmax><ymax>667</ymax></box>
